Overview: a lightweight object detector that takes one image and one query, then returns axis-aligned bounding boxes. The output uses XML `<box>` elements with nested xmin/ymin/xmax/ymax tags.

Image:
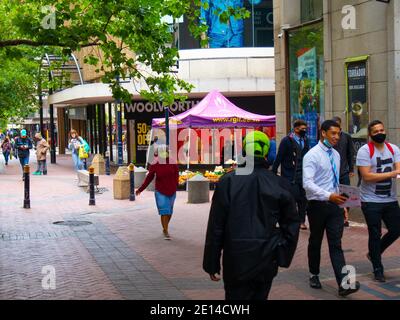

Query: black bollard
<box><xmin>129</xmin><ymin>163</ymin><xmax>135</xmax><ymax>201</ymax></box>
<box><xmin>89</xmin><ymin>166</ymin><xmax>96</xmax><ymax>206</ymax></box>
<box><xmin>23</xmin><ymin>164</ymin><xmax>30</xmax><ymax>209</ymax></box>
<box><xmin>105</xmin><ymin>154</ymin><xmax>111</xmax><ymax>176</ymax></box>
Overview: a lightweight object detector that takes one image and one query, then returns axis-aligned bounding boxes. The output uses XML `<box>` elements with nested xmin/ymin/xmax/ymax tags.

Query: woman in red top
<box><xmin>136</xmin><ymin>145</ymin><xmax>179</xmax><ymax>240</ymax></box>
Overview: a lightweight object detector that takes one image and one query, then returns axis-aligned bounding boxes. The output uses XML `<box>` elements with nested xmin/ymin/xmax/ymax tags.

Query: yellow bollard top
<box><xmin>128</xmin><ymin>163</ymin><xmax>134</xmax><ymax>172</ymax></box>
<box><xmin>88</xmin><ymin>166</ymin><xmax>95</xmax><ymax>174</ymax></box>
<box><xmin>23</xmin><ymin>164</ymin><xmax>30</xmax><ymax>174</ymax></box>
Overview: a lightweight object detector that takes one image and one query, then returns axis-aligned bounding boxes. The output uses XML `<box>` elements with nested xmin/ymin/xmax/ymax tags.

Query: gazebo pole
<box><xmin>146</xmin><ymin>128</ymin><xmax>154</xmax><ymax>169</ymax></box>
<box><xmin>234</xmin><ymin>127</ymin><xmax>238</xmax><ymax>162</ymax></box>
<box><xmin>187</xmin><ymin>127</ymin><xmax>191</xmax><ymax>171</ymax></box>
<box><xmin>212</xmin><ymin>128</ymin><xmax>216</xmax><ymax>164</ymax></box>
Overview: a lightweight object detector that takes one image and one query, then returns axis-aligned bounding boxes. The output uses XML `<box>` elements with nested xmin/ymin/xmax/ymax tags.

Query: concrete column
<box><xmin>387</xmin><ymin>0</ymin><xmax>400</xmax><ymax>145</ymax></box>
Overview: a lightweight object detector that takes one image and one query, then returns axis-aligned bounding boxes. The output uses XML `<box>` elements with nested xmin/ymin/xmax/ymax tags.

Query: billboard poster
<box><xmin>346</xmin><ymin>58</ymin><xmax>369</xmax><ymax>156</ymax></box>
<box><xmin>297</xmin><ymin>47</ymin><xmax>319</xmax><ymax>147</ymax></box>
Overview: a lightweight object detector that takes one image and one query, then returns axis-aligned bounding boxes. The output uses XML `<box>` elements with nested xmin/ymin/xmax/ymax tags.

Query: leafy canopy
<box><xmin>0</xmin><ymin>0</ymin><xmax>250</xmax><ymax>123</ymax></box>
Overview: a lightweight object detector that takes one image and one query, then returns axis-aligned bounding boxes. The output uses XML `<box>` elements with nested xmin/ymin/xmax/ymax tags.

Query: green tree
<box><xmin>0</xmin><ymin>0</ymin><xmax>249</xmax><ymax>112</ymax></box>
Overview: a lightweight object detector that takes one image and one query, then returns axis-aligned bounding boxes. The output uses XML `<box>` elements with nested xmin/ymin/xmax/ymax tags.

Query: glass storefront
<box><xmin>175</xmin><ymin>0</ymin><xmax>273</xmax><ymax>49</ymax></box>
<box><xmin>287</xmin><ymin>21</ymin><xmax>324</xmax><ymax>147</ymax></box>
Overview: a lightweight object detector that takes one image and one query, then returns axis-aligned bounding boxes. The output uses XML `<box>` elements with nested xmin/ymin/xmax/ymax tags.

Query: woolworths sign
<box><xmin>125</xmin><ymin>100</ymin><xmax>201</xmax><ymax>120</ymax></box>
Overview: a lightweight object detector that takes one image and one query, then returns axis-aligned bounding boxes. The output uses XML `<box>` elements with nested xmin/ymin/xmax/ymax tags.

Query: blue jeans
<box><xmin>72</xmin><ymin>152</ymin><xmax>83</xmax><ymax>171</ymax></box>
<box><xmin>209</xmin><ymin>32</ymin><xmax>243</xmax><ymax>48</ymax></box>
<box><xmin>19</xmin><ymin>156</ymin><xmax>29</xmax><ymax>172</ymax></box>
<box><xmin>361</xmin><ymin>201</ymin><xmax>400</xmax><ymax>273</ymax></box>
<box><xmin>3</xmin><ymin>151</ymin><xmax>10</xmax><ymax>164</ymax></box>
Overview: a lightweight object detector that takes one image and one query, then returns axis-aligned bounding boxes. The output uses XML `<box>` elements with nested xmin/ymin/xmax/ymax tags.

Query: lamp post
<box><xmin>116</xmin><ymin>75</ymin><xmax>123</xmax><ymax>166</ymax></box>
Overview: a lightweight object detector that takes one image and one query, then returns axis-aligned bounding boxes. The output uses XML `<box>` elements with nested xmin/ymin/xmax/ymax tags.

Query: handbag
<box><xmin>79</xmin><ymin>145</ymin><xmax>89</xmax><ymax>159</ymax></box>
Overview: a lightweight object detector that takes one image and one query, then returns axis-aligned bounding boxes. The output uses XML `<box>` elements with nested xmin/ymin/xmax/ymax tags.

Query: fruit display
<box><xmin>204</xmin><ymin>166</ymin><xmax>226</xmax><ymax>182</ymax></box>
<box><xmin>179</xmin><ymin>170</ymin><xmax>200</xmax><ymax>185</ymax></box>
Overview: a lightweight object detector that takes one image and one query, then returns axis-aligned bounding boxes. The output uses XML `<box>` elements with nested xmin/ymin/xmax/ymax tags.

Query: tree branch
<box><xmin>0</xmin><ymin>39</ymin><xmax>100</xmax><ymax>48</ymax></box>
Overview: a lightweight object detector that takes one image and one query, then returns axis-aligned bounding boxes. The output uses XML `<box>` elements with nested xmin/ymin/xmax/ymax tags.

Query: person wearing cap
<box><xmin>136</xmin><ymin>145</ymin><xmax>179</xmax><ymax>240</ymax></box>
<box><xmin>203</xmin><ymin>131</ymin><xmax>300</xmax><ymax>300</ymax></box>
<box><xmin>15</xmin><ymin>129</ymin><xmax>33</xmax><ymax>180</ymax></box>
<box><xmin>33</xmin><ymin>133</ymin><xmax>50</xmax><ymax>176</ymax></box>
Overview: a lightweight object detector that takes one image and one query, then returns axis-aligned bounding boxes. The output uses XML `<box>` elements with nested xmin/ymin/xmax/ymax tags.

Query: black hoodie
<box><xmin>203</xmin><ymin>158</ymin><xmax>300</xmax><ymax>283</ymax></box>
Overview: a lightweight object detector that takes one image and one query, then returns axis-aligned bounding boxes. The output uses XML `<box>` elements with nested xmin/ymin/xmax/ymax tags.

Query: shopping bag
<box><xmin>79</xmin><ymin>145</ymin><xmax>89</xmax><ymax>159</ymax></box>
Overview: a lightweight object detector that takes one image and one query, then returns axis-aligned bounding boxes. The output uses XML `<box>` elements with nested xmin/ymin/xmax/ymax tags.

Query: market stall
<box><xmin>148</xmin><ymin>90</ymin><xmax>276</xmax><ymax>186</ymax></box>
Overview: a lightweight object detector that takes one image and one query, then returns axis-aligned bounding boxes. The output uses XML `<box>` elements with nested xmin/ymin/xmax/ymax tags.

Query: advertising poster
<box><xmin>346</xmin><ymin>58</ymin><xmax>369</xmax><ymax>157</ymax></box>
<box><xmin>297</xmin><ymin>47</ymin><xmax>319</xmax><ymax>147</ymax></box>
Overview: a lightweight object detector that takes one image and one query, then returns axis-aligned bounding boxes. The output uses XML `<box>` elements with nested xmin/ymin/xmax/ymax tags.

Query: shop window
<box><xmin>174</xmin><ymin>0</ymin><xmax>273</xmax><ymax>49</ymax></box>
<box><xmin>287</xmin><ymin>22</ymin><xmax>324</xmax><ymax>147</ymax></box>
<box><xmin>301</xmin><ymin>0</ymin><xmax>323</xmax><ymax>23</ymax></box>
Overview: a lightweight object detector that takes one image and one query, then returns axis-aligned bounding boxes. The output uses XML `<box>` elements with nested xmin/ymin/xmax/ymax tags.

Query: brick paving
<box><xmin>1</xmin><ymin>152</ymin><xmax>400</xmax><ymax>300</ymax></box>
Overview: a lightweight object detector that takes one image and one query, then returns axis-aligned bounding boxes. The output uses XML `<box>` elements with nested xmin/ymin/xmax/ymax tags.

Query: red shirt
<box><xmin>138</xmin><ymin>163</ymin><xmax>179</xmax><ymax>196</ymax></box>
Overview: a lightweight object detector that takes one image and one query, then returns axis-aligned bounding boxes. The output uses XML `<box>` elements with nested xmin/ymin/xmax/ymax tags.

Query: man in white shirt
<box><xmin>303</xmin><ymin>120</ymin><xmax>360</xmax><ymax>297</ymax></box>
<box><xmin>356</xmin><ymin>120</ymin><xmax>400</xmax><ymax>282</ymax></box>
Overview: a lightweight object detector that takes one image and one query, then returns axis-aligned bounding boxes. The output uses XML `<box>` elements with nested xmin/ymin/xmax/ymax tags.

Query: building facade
<box><xmin>274</xmin><ymin>0</ymin><xmax>400</xmax><ymax>153</ymax></box>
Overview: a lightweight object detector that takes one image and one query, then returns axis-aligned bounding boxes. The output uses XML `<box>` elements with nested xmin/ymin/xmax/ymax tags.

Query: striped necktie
<box><xmin>327</xmin><ymin>148</ymin><xmax>339</xmax><ymax>189</ymax></box>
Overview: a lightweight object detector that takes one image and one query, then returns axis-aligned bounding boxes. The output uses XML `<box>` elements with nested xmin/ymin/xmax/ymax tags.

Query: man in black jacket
<box><xmin>203</xmin><ymin>131</ymin><xmax>300</xmax><ymax>300</ymax></box>
<box><xmin>272</xmin><ymin>120</ymin><xmax>310</xmax><ymax>230</ymax></box>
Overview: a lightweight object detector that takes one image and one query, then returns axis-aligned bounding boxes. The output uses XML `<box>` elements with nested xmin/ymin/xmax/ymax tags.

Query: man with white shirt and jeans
<box><xmin>303</xmin><ymin>120</ymin><xmax>360</xmax><ymax>297</ymax></box>
<box><xmin>357</xmin><ymin>120</ymin><xmax>400</xmax><ymax>282</ymax></box>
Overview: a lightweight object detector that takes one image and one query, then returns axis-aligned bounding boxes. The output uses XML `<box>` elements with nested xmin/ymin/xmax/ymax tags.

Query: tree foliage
<box><xmin>0</xmin><ymin>0</ymin><xmax>250</xmax><ymax>121</ymax></box>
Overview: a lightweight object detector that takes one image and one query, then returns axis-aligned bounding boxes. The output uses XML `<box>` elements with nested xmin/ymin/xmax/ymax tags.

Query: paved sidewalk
<box><xmin>1</xmin><ymin>153</ymin><xmax>400</xmax><ymax>300</ymax></box>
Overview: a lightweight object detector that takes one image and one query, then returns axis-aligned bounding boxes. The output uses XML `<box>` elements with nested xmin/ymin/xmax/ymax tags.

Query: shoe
<box><xmin>338</xmin><ymin>281</ymin><xmax>360</xmax><ymax>297</ymax></box>
<box><xmin>32</xmin><ymin>171</ymin><xmax>42</xmax><ymax>176</ymax></box>
<box><xmin>309</xmin><ymin>275</ymin><xmax>322</xmax><ymax>289</ymax></box>
<box><xmin>373</xmin><ymin>271</ymin><xmax>386</xmax><ymax>283</ymax></box>
<box><xmin>344</xmin><ymin>221</ymin><xmax>350</xmax><ymax>227</ymax></box>
<box><xmin>300</xmin><ymin>223</ymin><xmax>308</xmax><ymax>230</ymax></box>
<box><xmin>163</xmin><ymin>231</ymin><xmax>171</xmax><ymax>240</ymax></box>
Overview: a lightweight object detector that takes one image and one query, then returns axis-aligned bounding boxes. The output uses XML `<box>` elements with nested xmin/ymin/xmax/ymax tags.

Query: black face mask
<box><xmin>298</xmin><ymin>130</ymin><xmax>307</xmax><ymax>138</ymax></box>
<box><xmin>371</xmin><ymin>133</ymin><xmax>386</xmax><ymax>144</ymax></box>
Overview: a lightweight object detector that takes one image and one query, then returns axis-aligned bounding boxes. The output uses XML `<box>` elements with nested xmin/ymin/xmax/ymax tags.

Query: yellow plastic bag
<box><xmin>79</xmin><ymin>145</ymin><xmax>88</xmax><ymax>159</ymax></box>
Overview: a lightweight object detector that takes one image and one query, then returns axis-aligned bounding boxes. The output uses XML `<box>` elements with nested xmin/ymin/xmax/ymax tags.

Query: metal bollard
<box><xmin>23</xmin><ymin>164</ymin><xmax>30</xmax><ymax>209</ymax></box>
<box><xmin>89</xmin><ymin>166</ymin><xmax>96</xmax><ymax>206</ymax></box>
<box><xmin>129</xmin><ymin>163</ymin><xmax>135</xmax><ymax>201</ymax></box>
<box><xmin>105</xmin><ymin>153</ymin><xmax>111</xmax><ymax>176</ymax></box>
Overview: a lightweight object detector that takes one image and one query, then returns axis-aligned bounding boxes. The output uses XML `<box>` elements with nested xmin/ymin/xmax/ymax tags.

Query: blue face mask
<box><xmin>323</xmin><ymin>139</ymin><xmax>333</xmax><ymax>149</ymax></box>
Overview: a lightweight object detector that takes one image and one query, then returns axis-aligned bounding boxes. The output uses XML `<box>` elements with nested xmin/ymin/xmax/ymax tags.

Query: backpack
<box><xmin>357</xmin><ymin>142</ymin><xmax>395</xmax><ymax>186</ymax></box>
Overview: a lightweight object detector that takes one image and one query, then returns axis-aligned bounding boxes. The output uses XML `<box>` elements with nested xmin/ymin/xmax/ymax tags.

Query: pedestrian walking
<box><xmin>33</xmin><ymin>133</ymin><xmax>50</xmax><ymax>176</ymax></box>
<box><xmin>356</xmin><ymin>120</ymin><xmax>400</xmax><ymax>282</ymax></box>
<box><xmin>136</xmin><ymin>144</ymin><xmax>179</xmax><ymax>240</ymax></box>
<box><xmin>15</xmin><ymin>129</ymin><xmax>33</xmax><ymax>180</ymax></box>
<box><xmin>203</xmin><ymin>131</ymin><xmax>300</xmax><ymax>300</ymax></box>
<box><xmin>68</xmin><ymin>130</ymin><xmax>84</xmax><ymax>171</ymax></box>
<box><xmin>1</xmin><ymin>136</ymin><xmax>12</xmax><ymax>165</ymax></box>
<box><xmin>332</xmin><ymin>116</ymin><xmax>355</xmax><ymax>227</ymax></box>
<box><xmin>272</xmin><ymin>119</ymin><xmax>310</xmax><ymax>230</ymax></box>
<box><xmin>303</xmin><ymin>120</ymin><xmax>360</xmax><ymax>296</ymax></box>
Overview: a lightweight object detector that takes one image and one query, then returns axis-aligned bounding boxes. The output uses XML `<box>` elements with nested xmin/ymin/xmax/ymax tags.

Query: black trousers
<box><xmin>291</xmin><ymin>183</ymin><xmax>308</xmax><ymax>223</ymax></box>
<box><xmin>361</xmin><ymin>201</ymin><xmax>400</xmax><ymax>273</ymax></box>
<box><xmin>224</xmin><ymin>263</ymin><xmax>278</xmax><ymax>300</ymax></box>
<box><xmin>307</xmin><ymin>201</ymin><xmax>346</xmax><ymax>286</ymax></box>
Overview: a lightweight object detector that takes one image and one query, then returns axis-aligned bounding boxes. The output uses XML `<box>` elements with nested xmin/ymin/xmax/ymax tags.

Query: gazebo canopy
<box><xmin>151</xmin><ymin>90</ymin><xmax>275</xmax><ymax>129</ymax></box>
